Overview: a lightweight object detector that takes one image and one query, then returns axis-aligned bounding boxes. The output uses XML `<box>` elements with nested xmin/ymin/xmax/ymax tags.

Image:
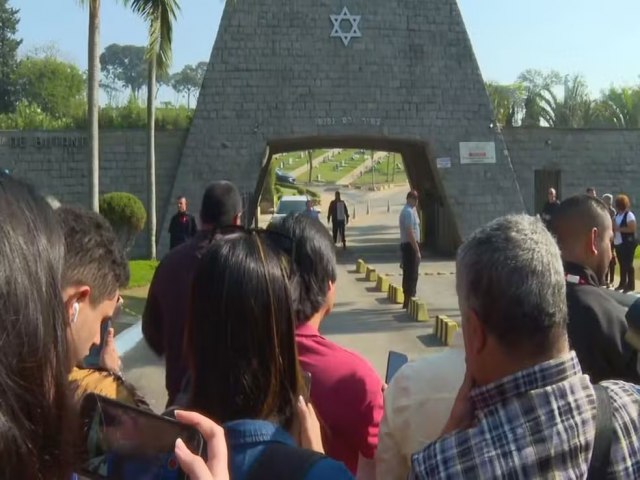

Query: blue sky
<box><xmin>12</xmin><ymin>0</ymin><xmax>640</xmax><ymax>100</ymax></box>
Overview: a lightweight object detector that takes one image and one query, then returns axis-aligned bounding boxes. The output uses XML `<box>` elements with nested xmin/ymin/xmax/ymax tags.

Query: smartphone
<box><xmin>302</xmin><ymin>371</ymin><xmax>312</xmax><ymax>402</ymax></box>
<box><xmin>83</xmin><ymin>319</ymin><xmax>112</xmax><ymax>369</ymax></box>
<box><xmin>385</xmin><ymin>351</ymin><xmax>409</xmax><ymax>384</ymax></box>
<box><xmin>79</xmin><ymin>393</ymin><xmax>204</xmax><ymax>480</ymax></box>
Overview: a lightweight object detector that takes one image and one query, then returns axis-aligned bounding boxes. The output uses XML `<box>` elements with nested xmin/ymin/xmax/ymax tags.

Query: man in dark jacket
<box><xmin>327</xmin><ymin>191</ymin><xmax>349</xmax><ymax>249</ymax></box>
<box><xmin>551</xmin><ymin>194</ymin><xmax>640</xmax><ymax>383</ymax></box>
<box><xmin>168</xmin><ymin>196</ymin><xmax>198</xmax><ymax>250</ymax></box>
<box><xmin>143</xmin><ymin>182</ymin><xmax>243</xmax><ymax>406</ymax></box>
<box><xmin>540</xmin><ymin>187</ymin><xmax>560</xmax><ymax>228</ymax></box>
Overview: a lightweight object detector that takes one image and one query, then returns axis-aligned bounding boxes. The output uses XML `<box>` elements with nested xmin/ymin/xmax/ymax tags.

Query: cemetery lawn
<box><xmin>352</xmin><ymin>162</ymin><xmax>408</xmax><ymax>187</ymax></box>
<box><xmin>274</xmin><ymin>149</ymin><xmax>329</xmax><ymax>173</ymax></box>
<box><xmin>296</xmin><ymin>149</ymin><xmax>367</xmax><ymax>184</ymax></box>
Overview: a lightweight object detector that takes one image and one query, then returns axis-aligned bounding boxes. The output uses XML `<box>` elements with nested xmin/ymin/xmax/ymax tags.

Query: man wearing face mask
<box><xmin>56</xmin><ymin>206</ymin><xmax>139</xmax><ymax>403</ymax></box>
<box><xmin>551</xmin><ymin>195</ymin><xmax>640</xmax><ymax>383</ymax></box>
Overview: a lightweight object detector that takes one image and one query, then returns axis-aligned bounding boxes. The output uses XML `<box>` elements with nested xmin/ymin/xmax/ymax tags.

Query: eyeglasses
<box><xmin>207</xmin><ymin>225</ymin><xmax>295</xmax><ymax>258</ymax></box>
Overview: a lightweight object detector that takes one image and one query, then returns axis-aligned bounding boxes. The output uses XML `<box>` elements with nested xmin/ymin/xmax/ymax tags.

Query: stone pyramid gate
<box><xmin>161</xmin><ymin>0</ymin><xmax>524</xmax><ymax>254</ymax></box>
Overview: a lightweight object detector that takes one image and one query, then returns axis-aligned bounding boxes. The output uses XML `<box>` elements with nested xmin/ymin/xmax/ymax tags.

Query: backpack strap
<box><xmin>244</xmin><ymin>443</ymin><xmax>326</xmax><ymax>480</ymax></box>
<box><xmin>587</xmin><ymin>384</ymin><xmax>614</xmax><ymax>480</ymax></box>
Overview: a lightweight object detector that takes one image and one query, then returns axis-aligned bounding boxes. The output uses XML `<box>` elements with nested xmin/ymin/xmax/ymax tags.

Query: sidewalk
<box><xmin>287</xmin><ymin>149</ymin><xmax>342</xmax><ymax>179</ymax></box>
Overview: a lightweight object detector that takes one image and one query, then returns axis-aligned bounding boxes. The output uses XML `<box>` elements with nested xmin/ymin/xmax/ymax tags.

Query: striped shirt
<box><xmin>410</xmin><ymin>352</ymin><xmax>640</xmax><ymax>479</ymax></box>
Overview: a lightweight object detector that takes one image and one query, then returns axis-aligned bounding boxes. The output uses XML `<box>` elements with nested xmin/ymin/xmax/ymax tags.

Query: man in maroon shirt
<box><xmin>269</xmin><ymin>214</ymin><xmax>384</xmax><ymax>478</ymax></box>
<box><xmin>142</xmin><ymin>181</ymin><xmax>242</xmax><ymax>406</ymax></box>
<box><xmin>168</xmin><ymin>196</ymin><xmax>198</xmax><ymax>250</ymax></box>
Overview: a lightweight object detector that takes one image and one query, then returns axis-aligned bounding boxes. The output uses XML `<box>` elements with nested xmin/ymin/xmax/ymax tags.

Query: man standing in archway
<box><xmin>400</xmin><ymin>190</ymin><xmax>421</xmax><ymax>309</ymax></box>
<box><xmin>328</xmin><ymin>191</ymin><xmax>349</xmax><ymax>249</ymax></box>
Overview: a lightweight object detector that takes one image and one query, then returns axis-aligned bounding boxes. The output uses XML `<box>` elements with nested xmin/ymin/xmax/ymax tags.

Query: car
<box><xmin>275</xmin><ymin>169</ymin><xmax>296</xmax><ymax>185</ymax></box>
<box><xmin>270</xmin><ymin>195</ymin><xmax>320</xmax><ymax>224</ymax></box>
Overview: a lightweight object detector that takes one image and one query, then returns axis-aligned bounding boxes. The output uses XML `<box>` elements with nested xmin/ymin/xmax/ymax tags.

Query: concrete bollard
<box><xmin>387</xmin><ymin>200</ymin><xmax>390</xmax><ymax>213</ymax></box>
<box><xmin>387</xmin><ymin>284</ymin><xmax>394</xmax><ymax>301</ymax></box>
<box><xmin>356</xmin><ymin>259</ymin><xmax>366</xmax><ymax>274</ymax></box>
<box><xmin>415</xmin><ymin>301</ymin><xmax>429</xmax><ymax>322</ymax></box>
<box><xmin>376</xmin><ymin>275</ymin><xmax>390</xmax><ymax>293</ymax></box>
<box><xmin>435</xmin><ymin>315</ymin><xmax>459</xmax><ymax>345</ymax></box>
<box><xmin>365</xmin><ymin>266</ymin><xmax>378</xmax><ymax>282</ymax></box>
<box><xmin>366</xmin><ymin>201</ymin><xmax>370</xmax><ymax>215</ymax></box>
<box><xmin>409</xmin><ymin>298</ymin><xmax>418</xmax><ymax>318</ymax></box>
<box><xmin>353</xmin><ymin>207</ymin><xmax>356</xmax><ymax>220</ymax></box>
<box><xmin>391</xmin><ymin>284</ymin><xmax>404</xmax><ymax>304</ymax></box>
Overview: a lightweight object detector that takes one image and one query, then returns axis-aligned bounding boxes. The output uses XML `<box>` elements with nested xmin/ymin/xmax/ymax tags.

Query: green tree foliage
<box><xmin>99</xmin><ymin>191</ymin><xmax>147</xmax><ymax>254</ymax></box>
<box><xmin>600</xmin><ymin>87</ymin><xmax>640</xmax><ymax>128</ymax></box>
<box><xmin>14</xmin><ymin>55</ymin><xmax>85</xmax><ymax>119</ymax></box>
<box><xmin>100</xmin><ymin>43</ymin><xmax>148</xmax><ymax>99</ymax></box>
<box><xmin>0</xmin><ymin>0</ymin><xmax>22</xmax><ymax>113</ymax></box>
<box><xmin>485</xmin><ymin>81</ymin><xmax>525</xmax><ymax>127</ymax></box>
<box><xmin>171</xmin><ymin>62</ymin><xmax>207</xmax><ymax>108</ymax></box>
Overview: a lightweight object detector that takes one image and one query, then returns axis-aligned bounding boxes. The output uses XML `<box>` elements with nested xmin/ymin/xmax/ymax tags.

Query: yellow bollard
<box><xmin>376</xmin><ymin>275</ymin><xmax>390</xmax><ymax>293</ymax></box>
<box><xmin>392</xmin><ymin>285</ymin><xmax>404</xmax><ymax>304</ymax></box>
<box><xmin>365</xmin><ymin>266</ymin><xmax>378</xmax><ymax>282</ymax></box>
<box><xmin>356</xmin><ymin>259</ymin><xmax>366</xmax><ymax>274</ymax></box>
<box><xmin>435</xmin><ymin>315</ymin><xmax>443</xmax><ymax>339</ymax></box>
<box><xmin>443</xmin><ymin>318</ymin><xmax>459</xmax><ymax>346</ymax></box>
<box><xmin>409</xmin><ymin>298</ymin><xmax>418</xmax><ymax>319</ymax></box>
<box><xmin>415</xmin><ymin>302</ymin><xmax>429</xmax><ymax>322</ymax></box>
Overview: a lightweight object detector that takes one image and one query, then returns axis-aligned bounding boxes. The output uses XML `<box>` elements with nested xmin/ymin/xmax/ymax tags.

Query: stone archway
<box><xmin>252</xmin><ymin>135</ymin><xmax>458</xmax><ymax>253</ymax></box>
<box><xmin>159</xmin><ymin>0</ymin><xmax>524</xmax><ymax>254</ymax></box>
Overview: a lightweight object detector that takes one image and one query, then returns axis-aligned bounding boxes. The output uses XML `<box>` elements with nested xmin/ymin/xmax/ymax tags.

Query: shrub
<box><xmin>99</xmin><ymin>192</ymin><xmax>147</xmax><ymax>255</ymax></box>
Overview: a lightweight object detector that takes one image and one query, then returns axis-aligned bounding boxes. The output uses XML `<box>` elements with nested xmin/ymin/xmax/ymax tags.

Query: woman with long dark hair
<box><xmin>186</xmin><ymin>230</ymin><xmax>353</xmax><ymax>479</ymax></box>
<box><xmin>0</xmin><ymin>176</ymin><xmax>76</xmax><ymax>478</ymax></box>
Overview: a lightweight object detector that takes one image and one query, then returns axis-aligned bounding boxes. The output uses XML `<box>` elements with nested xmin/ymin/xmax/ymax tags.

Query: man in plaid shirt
<box><xmin>410</xmin><ymin>214</ymin><xmax>640</xmax><ymax>479</ymax></box>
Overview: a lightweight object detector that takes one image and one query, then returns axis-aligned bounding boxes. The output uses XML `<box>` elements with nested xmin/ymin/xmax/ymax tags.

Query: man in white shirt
<box><xmin>399</xmin><ymin>190</ymin><xmax>421</xmax><ymax>308</ymax></box>
<box><xmin>375</xmin><ymin>333</ymin><xmax>465</xmax><ymax>480</ymax></box>
<box><xmin>328</xmin><ymin>191</ymin><xmax>350</xmax><ymax>249</ymax></box>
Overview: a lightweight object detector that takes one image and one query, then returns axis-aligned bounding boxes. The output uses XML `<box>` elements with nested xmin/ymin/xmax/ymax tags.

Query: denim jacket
<box><xmin>225</xmin><ymin>419</ymin><xmax>353</xmax><ymax>480</ymax></box>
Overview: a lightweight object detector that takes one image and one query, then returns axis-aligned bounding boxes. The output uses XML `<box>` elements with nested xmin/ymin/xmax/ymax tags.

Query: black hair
<box><xmin>551</xmin><ymin>194</ymin><xmax>611</xmax><ymax>247</ymax></box>
<box><xmin>269</xmin><ymin>214</ymin><xmax>337</xmax><ymax>324</ymax></box>
<box><xmin>57</xmin><ymin>206</ymin><xmax>130</xmax><ymax>305</ymax></box>
<box><xmin>200</xmin><ymin>181</ymin><xmax>242</xmax><ymax>226</ymax></box>
<box><xmin>186</xmin><ymin>233</ymin><xmax>301</xmax><ymax>430</ymax></box>
<box><xmin>0</xmin><ymin>176</ymin><xmax>76</xmax><ymax>478</ymax></box>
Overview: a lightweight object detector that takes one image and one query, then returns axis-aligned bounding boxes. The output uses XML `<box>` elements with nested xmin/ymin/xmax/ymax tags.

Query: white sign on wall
<box><xmin>436</xmin><ymin>157</ymin><xmax>451</xmax><ymax>169</ymax></box>
<box><xmin>459</xmin><ymin>142</ymin><xmax>496</xmax><ymax>164</ymax></box>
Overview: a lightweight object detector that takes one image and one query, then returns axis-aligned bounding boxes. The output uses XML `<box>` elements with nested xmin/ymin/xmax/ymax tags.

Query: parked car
<box><xmin>275</xmin><ymin>169</ymin><xmax>296</xmax><ymax>185</ymax></box>
<box><xmin>270</xmin><ymin>195</ymin><xmax>320</xmax><ymax>224</ymax></box>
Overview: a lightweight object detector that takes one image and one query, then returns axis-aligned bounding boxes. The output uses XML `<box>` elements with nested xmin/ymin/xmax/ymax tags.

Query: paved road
<box><xmin>121</xmin><ymin>186</ymin><xmax>459</xmax><ymax>412</ymax></box>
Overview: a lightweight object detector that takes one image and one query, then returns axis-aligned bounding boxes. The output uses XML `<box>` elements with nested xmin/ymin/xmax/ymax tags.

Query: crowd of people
<box><xmin>3</xmin><ymin>169</ymin><xmax>640</xmax><ymax>479</ymax></box>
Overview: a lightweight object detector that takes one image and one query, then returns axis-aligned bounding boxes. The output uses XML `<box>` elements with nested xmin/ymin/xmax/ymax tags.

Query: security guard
<box><xmin>552</xmin><ymin>194</ymin><xmax>640</xmax><ymax>383</ymax></box>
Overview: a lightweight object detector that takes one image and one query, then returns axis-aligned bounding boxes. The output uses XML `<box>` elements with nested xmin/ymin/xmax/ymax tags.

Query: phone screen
<box><xmin>385</xmin><ymin>351</ymin><xmax>409</xmax><ymax>384</ymax></box>
<box><xmin>80</xmin><ymin>394</ymin><xmax>203</xmax><ymax>480</ymax></box>
<box><xmin>83</xmin><ymin>319</ymin><xmax>112</xmax><ymax>369</ymax></box>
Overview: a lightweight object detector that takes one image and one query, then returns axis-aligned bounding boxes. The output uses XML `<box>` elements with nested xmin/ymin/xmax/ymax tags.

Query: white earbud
<box><xmin>71</xmin><ymin>302</ymin><xmax>80</xmax><ymax>324</ymax></box>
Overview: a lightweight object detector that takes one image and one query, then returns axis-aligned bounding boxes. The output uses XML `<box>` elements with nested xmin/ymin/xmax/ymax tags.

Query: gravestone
<box><xmin>161</xmin><ymin>0</ymin><xmax>524</xmax><ymax>252</ymax></box>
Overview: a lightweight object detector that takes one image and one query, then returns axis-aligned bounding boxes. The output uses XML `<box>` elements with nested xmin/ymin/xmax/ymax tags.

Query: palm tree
<box><xmin>485</xmin><ymin>81</ymin><xmax>526</xmax><ymax>127</ymax></box>
<box><xmin>130</xmin><ymin>0</ymin><xmax>180</xmax><ymax>259</ymax></box>
<box><xmin>79</xmin><ymin>0</ymin><xmax>102</xmax><ymax>212</ymax></box>
<box><xmin>599</xmin><ymin>87</ymin><xmax>640</xmax><ymax>128</ymax></box>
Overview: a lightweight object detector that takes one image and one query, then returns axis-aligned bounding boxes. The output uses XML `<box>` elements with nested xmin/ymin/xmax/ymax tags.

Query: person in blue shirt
<box><xmin>184</xmin><ymin>228</ymin><xmax>353</xmax><ymax>480</ymax></box>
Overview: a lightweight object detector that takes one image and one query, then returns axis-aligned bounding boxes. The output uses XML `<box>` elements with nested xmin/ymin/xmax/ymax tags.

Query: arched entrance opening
<box><xmin>248</xmin><ymin>135</ymin><xmax>461</xmax><ymax>254</ymax></box>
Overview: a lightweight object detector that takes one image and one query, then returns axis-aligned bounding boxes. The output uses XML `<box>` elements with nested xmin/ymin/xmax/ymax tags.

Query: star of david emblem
<box><xmin>330</xmin><ymin>7</ymin><xmax>362</xmax><ymax>47</ymax></box>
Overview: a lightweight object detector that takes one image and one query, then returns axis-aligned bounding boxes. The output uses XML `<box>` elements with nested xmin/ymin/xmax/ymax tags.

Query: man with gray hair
<box><xmin>411</xmin><ymin>215</ymin><xmax>640</xmax><ymax>478</ymax></box>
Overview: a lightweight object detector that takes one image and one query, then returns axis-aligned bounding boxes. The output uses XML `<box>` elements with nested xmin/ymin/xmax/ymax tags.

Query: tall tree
<box><xmin>130</xmin><ymin>0</ymin><xmax>180</xmax><ymax>259</ymax></box>
<box><xmin>518</xmin><ymin>69</ymin><xmax>562</xmax><ymax>127</ymax></box>
<box><xmin>0</xmin><ymin>0</ymin><xmax>22</xmax><ymax>113</ymax></box>
<box><xmin>485</xmin><ymin>81</ymin><xmax>525</xmax><ymax>127</ymax></box>
<box><xmin>15</xmin><ymin>55</ymin><xmax>85</xmax><ymax>118</ymax></box>
<box><xmin>100</xmin><ymin>43</ymin><xmax>148</xmax><ymax>98</ymax></box>
<box><xmin>171</xmin><ymin>61</ymin><xmax>206</xmax><ymax>108</ymax></box>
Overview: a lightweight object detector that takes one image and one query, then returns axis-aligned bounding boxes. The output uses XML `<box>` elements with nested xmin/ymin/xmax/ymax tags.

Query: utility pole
<box><xmin>386</xmin><ymin>153</ymin><xmax>391</xmax><ymax>183</ymax></box>
<box><xmin>391</xmin><ymin>152</ymin><xmax>396</xmax><ymax>183</ymax></box>
<box><xmin>370</xmin><ymin>150</ymin><xmax>375</xmax><ymax>189</ymax></box>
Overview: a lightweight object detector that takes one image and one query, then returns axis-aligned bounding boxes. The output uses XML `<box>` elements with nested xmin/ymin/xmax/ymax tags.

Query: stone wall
<box><xmin>166</xmin><ymin>0</ymin><xmax>525</xmax><ymax>253</ymax></box>
<box><xmin>504</xmin><ymin>128</ymin><xmax>640</xmax><ymax>212</ymax></box>
<box><xmin>0</xmin><ymin>129</ymin><xmax>187</xmax><ymax>258</ymax></box>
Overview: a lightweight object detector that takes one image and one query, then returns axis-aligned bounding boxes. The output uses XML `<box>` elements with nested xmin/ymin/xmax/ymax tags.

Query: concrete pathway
<box><xmin>336</xmin><ymin>151</ymin><xmax>388</xmax><ymax>186</ymax></box>
<box><xmin>119</xmin><ymin>186</ymin><xmax>460</xmax><ymax>412</ymax></box>
<box><xmin>287</xmin><ymin>149</ymin><xmax>342</xmax><ymax>179</ymax></box>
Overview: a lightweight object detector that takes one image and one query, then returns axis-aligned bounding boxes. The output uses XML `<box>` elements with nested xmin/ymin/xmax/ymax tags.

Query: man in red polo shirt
<box><xmin>270</xmin><ymin>214</ymin><xmax>384</xmax><ymax>478</ymax></box>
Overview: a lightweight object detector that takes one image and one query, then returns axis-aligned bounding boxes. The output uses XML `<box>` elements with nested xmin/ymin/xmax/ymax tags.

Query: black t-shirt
<box><xmin>168</xmin><ymin>212</ymin><xmax>197</xmax><ymax>249</ymax></box>
<box><xmin>541</xmin><ymin>200</ymin><xmax>560</xmax><ymax>224</ymax></box>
